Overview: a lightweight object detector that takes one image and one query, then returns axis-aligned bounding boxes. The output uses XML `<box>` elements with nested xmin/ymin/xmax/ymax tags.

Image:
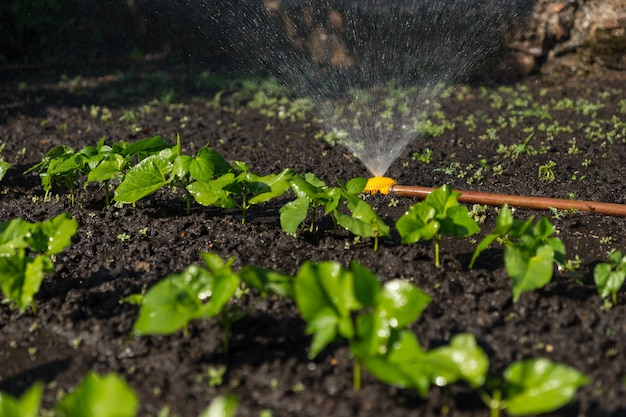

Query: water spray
<box><xmin>364</xmin><ymin>177</ymin><xmax>626</xmax><ymax>217</ymax></box>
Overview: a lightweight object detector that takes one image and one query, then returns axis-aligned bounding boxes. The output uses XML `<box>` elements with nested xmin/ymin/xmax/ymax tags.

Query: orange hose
<box><xmin>389</xmin><ymin>184</ymin><xmax>626</xmax><ymax>217</ymax></box>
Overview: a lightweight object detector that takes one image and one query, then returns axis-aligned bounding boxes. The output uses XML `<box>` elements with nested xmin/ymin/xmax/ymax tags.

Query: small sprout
<box><xmin>117</xmin><ymin>232</ymin><xmax>131</xmax><ymax>242</ymax></box>
<box><xmin>538</xmin><ymin>160</ymin><xmax>557</xmax><ymax>183</ymax></box>
<box><xmin>594</xmin><ymin>249</ymin><xmax>626</xmax><ymax>306</ymax></box>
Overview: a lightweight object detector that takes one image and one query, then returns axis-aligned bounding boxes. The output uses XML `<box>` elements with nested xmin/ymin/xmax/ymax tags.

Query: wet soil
<box><xmin>1</xmin><ymin>66</ymin><xmax>626</xmax><ymax>417</ymax></box>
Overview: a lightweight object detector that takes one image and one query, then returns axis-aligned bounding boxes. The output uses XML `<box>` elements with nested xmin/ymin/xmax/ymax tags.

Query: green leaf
<box><xmin>38</xmin><ymin>213</ymin><xmax>78</xmax><ymax>256</ymax></box>
<box><xmin>132</xmin><ymin>266</ymin><xmax>206</xmax><ymax>335</ymax></box>
<box><xmin>293</xmin><ymin>261</ymin><xmax>359</xmax><ymax>357</ymax></box>
<box><xmin>239</xmin><ymin>266</ymin><xmax>293</xmax><ymax>298</ymax></box>
<box><xmin>133</xmin><ymin>254</ymin><xmax>239</xmax><ymax>336</ymax></box>
<box><xmin>197</xmin><ymin>252</ymin><xmax>240</xmax><ymax>318</ymax></box>
<box><xmin>441</xmin><ymin>205</ymin><xmax>480</xmax><ymax>238</ymax></box>
<box><xmin>189</xmin><ymin>149</ymin><xmax>217</xmax><ymax>182</ymax></box>
<box><xmin>121</xmin><ymin>135</ymin><xmax>171</xmax><ymax>158</ymax></box>
<box><xmin>187</xmin><ymin>174</ymin><xmax>236</xmax><ymax>207</ymax></box>
<box><xmin>279</xmin><ymin>196</ymin><xmax>309</xmax><ymax>236</ymax></box>
<box><xmin>357</xmin><ymin>330</ymin><xmax>431</xmax><ymax>397</ymax></box>
<box><xmin>424</xmin><ymin>184</ymin><xmax>459</xmax><ymax>215</ymax></box>
<box><xmin>335</xmin><ymin>199</ymin><xmax>391</xmax><ymax>239</ymax></box>
<box><xmin>305</xmin><ymin>307</ymin><xmax>341</xmax><ymax>358</ymax></box>
<box><xmin>56</xmin><ymin>372</ymin><xmax>139</xmax><ymax>417</ymax></box>
<box><xmin>350</xmin><ymin>261</ymin><xmax>381</xmax><ymax>308</ymax></box>
<box><xmin>594</xmin><ymin>258</ymin><xmax>626</xmax><ymax>303</ymax></box>
<box><xmin>0</xmin><ymin>253</ymin><xmax>52</xmax><ymax>313</ymax></box>
<box><xmin>0</xmin><ymin>381</ymin><xmax>43</xmax><ymax>417</ymax></box>
<box><xmin>0</xmin><ymin>161</ymin><xmax>10</xmax><ymax>182</ymax></box>
<box><xmin>344</xmin><ymin>177</ymin><xmax>368</xmax><ymax>194</ymax></box>
<box><xmin>86</xmin><ymin>154</ymin><xmax>125</xmax><ymax>183</ymax></box>
<box><xmin>114</xmin><ymin>153</ymin><xmax>173</xmax><ymax>204</ymax></box>
<box><xmin>425</xmin><ymin>333</ymin><xmax>489</xmax><ymax>388</ymax></box>
<box><xmin>396</xmin><ymin>202</ymin><xmax>438</xmax><ymax>244</ymax></box>
<box><xmin>247</xmin><ymin>168</ymin><xmax>294</xmax><ymax>204</ymax></box>
<box><xmin>378</xmin><ymin>280</ymin><xmax>431</xmax><ymax>329</ymax></box>
<box><xmin>198</xmin><ymin>395</ymin><xmax>239</xmax><ymax>417</ymax></box>
<box><xmin>289</xmin><ymin>174</ymin><xmax>330</xmax><ymax>202</ymax></box>
<box><xmin>505</xmin><ymin>244</ymin><xmax>554</xmax><ymax>302</ymax></box>
<box><xmin>0</xmin><ymin>219</ymin><xmax>32</xmax><ymax>255</ymax></box>
<box><xmin>504</xmin><ymin>359</ymin><xmax>588</xmax><ymax>416</ymax></box>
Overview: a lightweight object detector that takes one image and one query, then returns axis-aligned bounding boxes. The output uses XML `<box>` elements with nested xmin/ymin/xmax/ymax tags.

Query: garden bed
<box><xmin>1</xmin><ymin>66</ymin><xmax>626</xmax><ymax>417</ymax></box>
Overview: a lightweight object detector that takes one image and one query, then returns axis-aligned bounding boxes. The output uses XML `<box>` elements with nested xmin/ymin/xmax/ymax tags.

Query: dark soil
<box><xmin>1</xmin><ymin>66</ymin><xmax>626</xmax><ymax>417</ymax></box>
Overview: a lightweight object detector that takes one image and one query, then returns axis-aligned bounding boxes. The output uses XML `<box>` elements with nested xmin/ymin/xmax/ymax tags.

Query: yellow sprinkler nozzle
<box><xmin>364</xmin><ymin>176</ymin><xmax>397</xmax><ymax>195</ymax></box>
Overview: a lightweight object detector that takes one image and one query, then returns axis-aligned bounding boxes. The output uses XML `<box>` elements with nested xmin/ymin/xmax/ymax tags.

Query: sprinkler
<box><xmin>364</xmin><ymin>178</ymin><xmax>626</xmax><ymax>217</ymax></box>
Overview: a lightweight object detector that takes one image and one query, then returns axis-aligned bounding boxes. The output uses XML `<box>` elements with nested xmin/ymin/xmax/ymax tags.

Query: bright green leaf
<box><xmin>425</xmin><ymin>333</ymin><xmax>489</xmax><ymax>388</ymax></box>
<box><xmin>56</xmin><ymin>372</ymin><xmax>139</xmax><ymax>417</ymax></box>
<box><xmin>504</xmin><ymin>358</ymin><xmax>588</xmax><ymax>416</ymax></box>
<box><xmin>0</xmin><ymin>381</ymin><xmax>43</xmax><ymax>417</ymax></box>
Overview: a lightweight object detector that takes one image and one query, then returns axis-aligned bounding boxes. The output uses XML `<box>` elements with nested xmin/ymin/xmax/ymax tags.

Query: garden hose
<box><xmin>364</xmin><ymin>177</ymin><xmax>626</xmax><ymax>217</ymax></box>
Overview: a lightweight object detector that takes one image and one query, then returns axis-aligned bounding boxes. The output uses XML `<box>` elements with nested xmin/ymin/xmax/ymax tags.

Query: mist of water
<box><xmin>177</xmin><ymin>0</ymin><xmax>530</xmax><ymax>176</ymax></box>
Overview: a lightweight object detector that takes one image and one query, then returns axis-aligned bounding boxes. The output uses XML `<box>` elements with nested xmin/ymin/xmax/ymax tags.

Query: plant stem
<box><xmin>434</xmin><ymin>237</ymin><xmax>441</xmax><ymax>268</ymax></box>
<box><xmin>353</xmin><ymin>358</ymin><xmax>362</xmax><ymax>391</ymax></box>
<box><xmin>373</xmin><ymin>235</ymin><xmax>379</xmax><ymax>252</ymax></box>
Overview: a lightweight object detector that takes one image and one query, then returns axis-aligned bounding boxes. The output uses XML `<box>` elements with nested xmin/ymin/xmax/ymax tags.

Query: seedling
<box><xmin>594</xmin><ymin>249</ymin><xmax>626</xmax><ymax>306</ymax></box>
<box><xmin>279</xmin><ymin>173</ymin><xmax>340</xmax><ymax>235</ymax></box>
<box><xmin>24</xmin><ymin>145</ymin><xmax>91</xmax><ymax>205</ymax></box>
<box><xmin>470</xmin><ymin>205</ymin><xmax>565</xmax><ymax>302</ymax></box>
<box><xmin>0</xmin><ymin>213</ymin><xmax>78</xmax><ymax>313</ymax></box>
<box><xmin>129</xmin><ymin>252</ymin><xmax>291</xmax><ymax>352</ymax></box>
<box><xmin>56</xmin><ymin>372</ymin><xmax>139</xmax><ymax>417</ymax></box>
<box><xmin>396</xmin><ymin>184</ymin><xmax>480</xmax><ymax>267</ymax></box>
<box><xmin>0</xmin><ymin>372</ymin><xmax>235</xmax><ymax>417</ymax></box>
<box><xmin>292</xmin><ymin>260</ymin><xmax>431</xmax><ymax>389</ymax></box>
<box><xmin>0</xmin><ymin>144</ymin><xmax>9</xmax><ymax>182</ymax></box>
<box><xmin>480</xmin><ymin>358</ymin><xmax>588</xmax><ymax>417</ymax></box>
<box><xmin>280</xmin><ymin>176</ymin><xmax>389</xmax><ymax>250</ymax></box>
<box><xmin>224</xmin><ymin>161</ymin><xmax>294</xmax><ymax>223</ymax></box>
<box><xmin>334</xmin><ymin>178</ymin><xmax>390</xmax><ymax>251</ymax></box>
<box><xmin>0</xmin><ymin>381</ymin><xmax>43</xmax><ymax>417</ymax></box>
<box><xmin>130</xmin><ymin>252</ymin><xmax>240</xmax><ymax>338</ymax></box>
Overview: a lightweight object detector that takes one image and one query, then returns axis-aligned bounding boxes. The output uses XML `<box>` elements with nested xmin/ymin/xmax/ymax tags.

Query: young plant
<box><xmin>86</xmin><ymin>135</ymin><xmax>172</xmax><ymax>207</ymax></box>
<box><xmin>280</xmin><ymin>176</ymin><xmax>389</xmax><ymax>250</ymax></box>
<box><xmin>292</xmin><ymin>260</ymin><xmax>431</xmax><ymax>390</ymax></box>
<box><xmin>130</xmin><ymin>252</ymin><xmax>240</xmax><ymax>338</ymax></box>
<box><xmin>0</xmin><ymin>144</ymin><xmax>9</xmax><ymax>182</ymax></box>
<box><xmin>224</xmin><ymin>161</ymin><xmax>294</xmax><ymax>223</ymax></box>
<box><xmin>279</xmin><ymin>173</ymin><xmax>340</xmax><ymax>235</ymax></box>
<box><xmin>470</xmin><ymin>205</ymin><xmax>566</xmax><ymax>302</ymax></box>
<box><xmin>396</xmin><ymin>184</ymin><xmax>480</xmax><ymax>267</ymax></box>
<box><xmin>55</xmin><ymin>372</ymin><xmax>139</xmax><ymax>417</ymax></box>
<box><xmin>0</xmin><ymin>381</ymin><xmax>43</xmax><ymax>417</ymax></box>
<box><xmin>594</xmin><ymin>249</ymin><xmax>626</xmax><ymax>306</ymax></box>
<box><xmin>0</xmin><ymin>213</ymin><xmax>78</xmax><ymax>313</ymax></box>
<box><xmin>480</xmin><ymin>358</ymin><xmax>588</xmax><ymax>417</ymax></box>
<box><xmin>24</xmin><ymin>145</ymin><xmax>91</xmax><ymax>205</ymax></box>
<box><xmin>333</xmin><ymin>178</ymin><xmax>390</xmax><ymax>251</ymax></box>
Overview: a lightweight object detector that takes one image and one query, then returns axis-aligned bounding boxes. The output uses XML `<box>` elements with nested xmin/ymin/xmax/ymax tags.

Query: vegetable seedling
<box><xmin>594</xmin><ymin>249</ymin><xmax>626</xmax><ymax>306</ymax></box>
<box><xmin>0</xmin><ymin>381</ymin><xmax>43</xmax><ymax>417</ymax></box>
<box><xmin>224</xmin><ymin>161</ymin><xmax>294</xmax><ymax>223</ymax></box>
<box><xmin>334</xmin><ymin>178</ymin><xmax>390</xmax><ymax>251</ymax></box>
<box><xmin>396</xmin><ymin>184</ymin><xmax>480</xmax><ymax>267</ymax></box>
<box><xmin>0</xmin><ymin>213</ymin><xmax>78</xmax><ymax>313</ymax></box>
<box><xmin>24</xmin><ymin>145</ymin><xmax>91</xmax><ymax>205</ymax></box>
<box><xmin>470</xmin><ymin>204</ymin><xmax>565</xmax><ymax>302</ymax></box>
<box><xmin>0</xmin><ymin>144</ymin><xmax>9</xmax><ymax>182</ymax></box>
<box><xmin>130</xmin><ymin>252</ymin><xmax>240</xmax><ymax>338</ymax></box>
<box><xmin>279</xmin><ymin>173</ymin><xmax>340</xmax><ymax>235</ymax></box>
<box><xmin>55</xmin><ymin>372</ymin><xmax>139</xmax><ymax>417</ymax></box>
<box><xmin>480</xmin><ymin>358</ymin><xmax>588</xmax><ymax>417</ymax></box>
<box><xmin>292</xmin><ymin>260</ymin><xmax>431</xmax><ymax>389</ymax></box>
